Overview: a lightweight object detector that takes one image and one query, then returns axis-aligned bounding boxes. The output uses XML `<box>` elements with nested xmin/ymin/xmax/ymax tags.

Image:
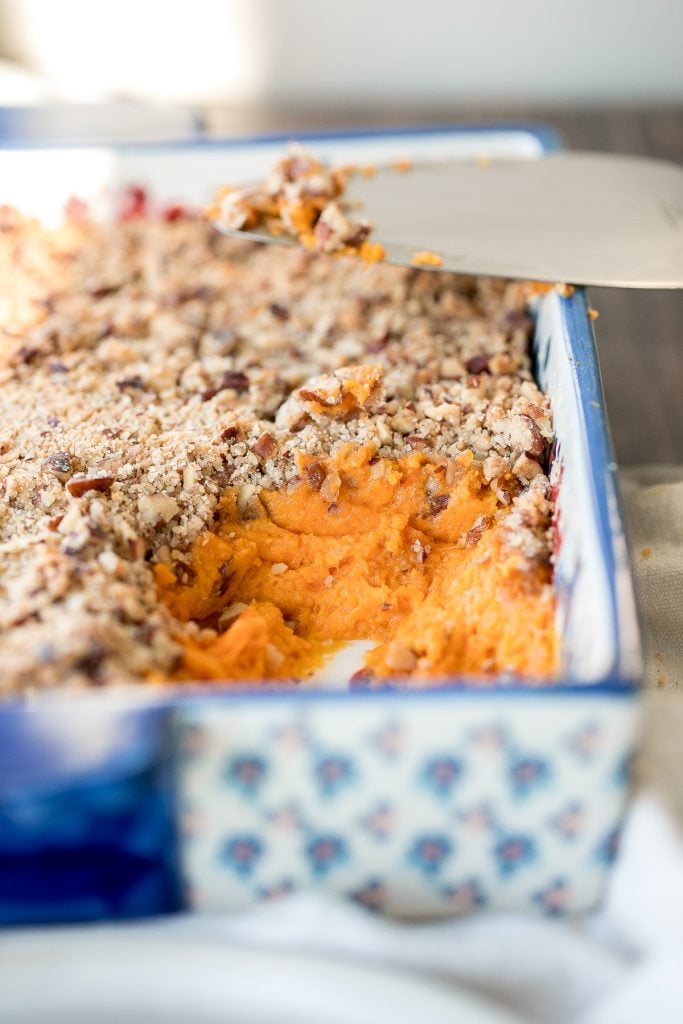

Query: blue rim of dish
<box><xmin>0</xmin><ymin>121</ymin><xmax>640</xmax><ymax>706</ymax></box>
<box><xmin>0</xmin><ymin>111</ymin><xmax>562</xmax><ymax>153</ymax></box>
<box><xmin>551</xmin><ymin>289</ymin><xmax>640</xmax><ymax>690</ymax></box>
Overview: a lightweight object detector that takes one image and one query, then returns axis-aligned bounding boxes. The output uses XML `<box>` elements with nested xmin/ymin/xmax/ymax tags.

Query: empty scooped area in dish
<box><xmin>156</xmin><ymin>443</ymin><xmax>557</xmax><ymax>685</ymax></box>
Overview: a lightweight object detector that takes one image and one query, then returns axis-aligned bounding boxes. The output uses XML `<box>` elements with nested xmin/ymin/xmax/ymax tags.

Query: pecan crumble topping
<box><xmin>208</xmin><ymin>143</ymin><xmax>385</xmax><ymax>263</ymax></box>
<box><xmin>0</xmin><ymin>195</ymin><xmax>554</xmax><ymax>693</ymax></box>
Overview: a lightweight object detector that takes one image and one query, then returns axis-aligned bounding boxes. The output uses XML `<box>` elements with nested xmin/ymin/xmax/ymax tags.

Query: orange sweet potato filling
<box><xmin>156</xmin><ymin>445</ymin><xmax>557</xmax><ymax>685</ymax></box>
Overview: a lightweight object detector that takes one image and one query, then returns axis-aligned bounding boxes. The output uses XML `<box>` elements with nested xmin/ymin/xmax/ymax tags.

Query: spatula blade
<box><xmin>216</xmin><ymin>153</ymin><xmax>683</xmax><ymax>289</ymax></box>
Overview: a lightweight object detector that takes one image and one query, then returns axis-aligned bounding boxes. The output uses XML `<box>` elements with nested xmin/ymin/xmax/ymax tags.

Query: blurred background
<box><xmin>0</xmin><ymin>0</ymin><xmax>682</xmax><ymax>108</ymax></box>
<box><xmin>0</xmin><ymin>0</ymin><xmax>680</xmax><ymax>465</ymax></box>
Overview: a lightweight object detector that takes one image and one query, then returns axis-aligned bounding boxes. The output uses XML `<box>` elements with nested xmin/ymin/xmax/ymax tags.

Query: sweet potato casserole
<box><xmin>0</xmin><ymin>155</ymin><xmax>557</xmax><ymax>694</ymax></box>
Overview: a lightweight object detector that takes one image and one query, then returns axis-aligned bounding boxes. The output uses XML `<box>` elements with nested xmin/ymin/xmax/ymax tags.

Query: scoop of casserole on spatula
<box><xmin>209</xmin><ymin>143</ymin><xmax>683</xmax><ymax>289</ymax></box>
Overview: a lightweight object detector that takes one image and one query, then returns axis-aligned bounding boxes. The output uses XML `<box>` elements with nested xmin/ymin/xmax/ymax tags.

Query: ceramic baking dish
<box><xmin>0</xmin><ymin>124</ymin><xmax>641</xmax><ymax>924</ymax></box>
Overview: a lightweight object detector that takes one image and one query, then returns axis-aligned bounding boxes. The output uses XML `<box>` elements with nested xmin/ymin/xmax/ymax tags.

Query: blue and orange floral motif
<box><xmin>494</xmin><ymin>834</ymin><xmax>536</xmax><ymax>876</ymax></box>
<box><xmin>441</xmin><ymin>878</ymin><xmax>487</xmax><ymax>914</ymax></box>
<box><xmin>175</xmin><ymin>689</ymin><xmax>633</xmax><ymax>921</ymax></box>
<box><xmin>458</xmin><ymin>803</ymin><xmax>495</xmax><ymax>833</ymax></box>
<box><xmin>313</xmin><ymin>753</ymin><xmax>357</xmax><ymax>797</ymax></box>
<box><xmin>507</xmin><ymin>754</ymin><xmax>551</xmax><ymax>798</ymax></box>
<box><xmin>359</xmin><ymin>800</ymin><xmax>396</xmax><ymax>841</ymax></box>
<box><xmin>549</xmin><ymin>802</ymin><xmax>586</xmax><ymax>842</ymax></box>
<box><xmin>305</xmin><ymin>835</ymin><xmax>348</xmax><ymax>877</ymax></box>
<box><xmin>266</xmin><ymin>803</ymin><xmax>306</xmax><ymax>832</ymax></box>
<box><xmin>419</xmin><ymin>755</ymin><xmax>464</xmax><ymax>798</ymax></box>
<box><xmin>220</xmin><ymin>835</ymin><xmax>264</xmax><ymax>877</ymax></box>
<box><xmin>533</xmin><ymin>878</ymin><xmax>570</xmax><ymax>916</ymax></box>
<box><xmin>566</xmin><ymin>721</ymin><xmax>602</xmax><ymax>762</ymax></box>
<box><xmin>468</xmin><ymin>724</ymin><xmax>509</xmax><ymax>753</ymax></box>
<box><xmin>407</xmin><ymin>834</ymin><xmax>454</xmax><ymax>877</ymax></box>
<box><xmin>271</xmin><ymin>721</ymin><xmax>310</xmax><ymax>751</ymax></box>
<box><xmin>368</xmin><ymin>720</ymin><xmax>405</xmax><ymax>760</ymax></box>
<box><xmin>351</xmin><ymin>879</ymin><xmax>387</xmax><ymax>913</ymax></box>
<box><xmin>225</xmin><ymin>755</ymin><xmax>268</xmax><ymax>796</ymax></box>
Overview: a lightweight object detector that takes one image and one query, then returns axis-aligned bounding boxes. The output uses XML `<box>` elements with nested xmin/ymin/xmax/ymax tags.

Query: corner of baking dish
<box><xmin>535</xmin><ymin>287</ymin><xmax>642</xmax><ymax>692</ymax></box>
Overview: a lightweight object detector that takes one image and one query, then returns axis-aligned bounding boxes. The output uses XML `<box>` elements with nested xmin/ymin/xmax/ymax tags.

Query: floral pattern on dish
<box><xmin>176</xmin><ymin>693</ymin><xmax>636</xmax><ymax>918</ymax></box>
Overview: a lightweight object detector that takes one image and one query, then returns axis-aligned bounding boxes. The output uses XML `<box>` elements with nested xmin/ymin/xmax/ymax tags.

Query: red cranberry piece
<box><xmin>162</xmin><ymin>202</ymin><xmax>186</xmax><ymax>222</ymax></box>
<box><xmin>119</xmin><ymin>185</ymin><xmax>148</xmax><ymax>222</ymax></box>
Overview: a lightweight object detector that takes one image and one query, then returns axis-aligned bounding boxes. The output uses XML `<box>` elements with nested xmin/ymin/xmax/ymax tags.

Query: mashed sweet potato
<box><xmin>156</xmin><ymin>443</ymin><xmax>557</xmax><ymax>686</ymax></box>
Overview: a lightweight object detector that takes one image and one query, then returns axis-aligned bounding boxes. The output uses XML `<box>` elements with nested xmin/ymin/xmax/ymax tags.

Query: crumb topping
<box><xmin>0</xmin><ymin>198</ymin><xmax>554</xmax><ymax>692</ymax></box>
<box><xmin>208</xmin><ymin>143</ymin><xmax>385</xmax><ymax>262</ymax></box>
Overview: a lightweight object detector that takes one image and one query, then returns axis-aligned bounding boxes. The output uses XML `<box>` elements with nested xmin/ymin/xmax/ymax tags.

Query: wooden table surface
<box><xmin>205</xmin><ymin>105</ymin><xmax>683</xmax><ymax>466</ymax></box>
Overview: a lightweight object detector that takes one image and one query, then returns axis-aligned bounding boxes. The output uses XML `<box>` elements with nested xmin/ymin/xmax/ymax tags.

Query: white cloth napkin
<box><xmin>159</xmin><ymin>792</ymin><xmax>683</xmax><ymax>1024</ymax></box>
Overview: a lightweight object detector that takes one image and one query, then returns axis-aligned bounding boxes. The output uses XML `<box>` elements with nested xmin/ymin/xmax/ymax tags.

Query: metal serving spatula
<box><xmin>215</xmin><ymin>152</ymin><xmax>683</xmax><ymax>289</ymax></box>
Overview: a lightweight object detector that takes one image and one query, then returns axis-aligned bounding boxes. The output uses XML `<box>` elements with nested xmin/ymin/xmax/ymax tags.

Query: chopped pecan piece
<box><xmin>217</xmin><ymin>424</ymin><xmax>241</xmax><ymax>441</ymax></box>
<box><xmin>366</xmin><ymin>332</ymin><xmax>391</xmax><ymax>354</ymax></box>
<box><xmin>201</xmin><ymin>371</ymin><xmax>250</xmax><ymax>401</ymax></box>
<box><xmin>116</xmin><ymin>375</ymin><xmax>146</xmax><ymax>392</ymax></box>
<box><xmin>305</xmin><ymin>461</ymin><xmax>326</xmax><ymax>490</ymax></box>
<box><xmin>384</xmin><ymin>642</ymin><xmax>418</xmax><ymax>672</ymax></box>
<box><xmin>465</xmin><ymin>355</ymin><xmax>490</xmax><ymax>375</ymax></box>
<box><xmin>89</xmin><ymin>284</ymin><xmax>121</xmax><ymax>299</ymax></box>
<box><xmin>465</xmin><ymin>513</ymin><xmax>492</xmax><ymax>547</ymax></box>
<box><xmin>12</xmin><ymin>346</ymin><xmax>40</xmax><ymax>366</ymax></box>
<box><xmin>496</xmin><ymin>413</ymin><xmax>546</xmax><ymax>459</ymax></box>
<box><xmin>269</xmin><ymin>303</ymin><xmax>289</xmax><ymax>322</ymax></box>
<box><xmin>212</xmin><ymin>559</ymin><xmax>233</xmax><ymax>597</ymax></box>
<box><xmin>66</xmin><ymin>475</ymin><xmax>115</xmax><ymax>498</ymax></box>
<box><xmin>320</xmin><ymin>468</ymin><xmax>341</xmax><ymax>503</ymax></box>
<box><xmin>444</xmin><ymin>461</ymin><xmax>467</xmax><ymax>487</ymax></box>
<box><xmin>252</xmin><ymin>432</ymin><xmax>277</xmax><ymax>460</ymax></box>
<box><xmin>521</xmin><ymin>415</ymin><xmax>546</xmax><ymax>458</ymax></box>
<box><xmin>74</xmin><ymin>645</ymin><xmax>106</xmax><ymax>682</ymax></box>
<box><xmin>512</xmin><ymin>453</ymin><xmax>544</xmax><ymax>482</ymax></box>
<box><xmin>162</xmin><ymin>286</ymin><xmax>212</xmax><ymax>307</ymax></box>
<box><xmin>429</xmin><ymin>494</ymin><xmax>450</xmax><ymax>515</ymax></box>
<box><xmin>44</xmin><ymin>451</ymin><xmax>73</xmax><ymax>481</ymax></box>
<box><xmin>405</xmin><ymin>434</ymin><xmax>428</xmax><ymax>448</ymax></box>
<box><xmin>206</xmin><ymin>328</ymin><xmax>238</xmax><ymax>354</ymax></box>
<box><xmin>138</xmin><ymin>493</ymin><xmax>180</xmax><ymax>525</ymax></box>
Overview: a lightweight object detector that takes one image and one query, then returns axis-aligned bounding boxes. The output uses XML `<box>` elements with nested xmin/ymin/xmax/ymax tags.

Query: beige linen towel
<box><xmin>621</xmin><ymin>466</ymin><xmax>683</xmax><ymax>823</ymax></box>
<box><xmin>621</xmin><ymin>465</ymin><xmax>683</xmax><ymax>690</ymax></box>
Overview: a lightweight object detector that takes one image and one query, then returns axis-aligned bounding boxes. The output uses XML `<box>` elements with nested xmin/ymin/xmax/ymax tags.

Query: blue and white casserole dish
<box><xmin>0</xmin><ymin>124</ymin><xmax>641</xmax><ymax>925</ymax></box>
